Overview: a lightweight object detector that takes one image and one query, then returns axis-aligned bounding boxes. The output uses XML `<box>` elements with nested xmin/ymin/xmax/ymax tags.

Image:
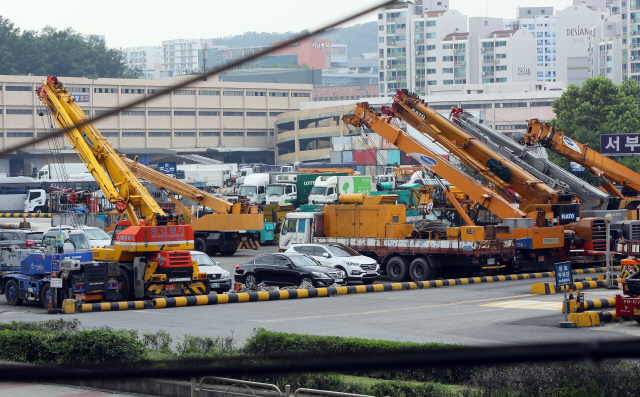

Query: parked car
<box><xmin>234</xmin><ymin>253</ymin><xmax>345</xmax><ymax>289</ymax></box>
<box><xmin>285</xmin><ymin>243</ymin><xmax>379</xmax><ymax>284</ymax></box>
<box><xmin>190</xmin><ymin>251</ymin><xmax>232</xmax><ymax>294</ymax></box>
<box><xmin>83</xmin><ymin>227</ymin><xmax>112</xmax><ymax>248</ymax></box>
<box><xmin>0</xmin><ymin>229</ymin><xmax>44</xmax><ymax>249</ymax></box>
<box><xmin>41</xmin><ymin>226</ymin><xmax>92</xmax><ymax>252</ymax></box>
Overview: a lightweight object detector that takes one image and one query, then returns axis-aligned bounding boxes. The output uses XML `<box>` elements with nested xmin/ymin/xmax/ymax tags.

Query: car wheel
<box><xmin>299</xmin><ymin>276</ymin><xmax>315</xmax><ymax>289</ymax></box>
<box><xmin>243</xmin><ymin>273</ymin><xmax>258</xmax><ymax>289</ymax></box>
<box><xmin>226</xmin><ymin>180</ymin><xmax>233</xmax><ymax>187</ymax></box>
<box><xmin>34</xmin><ymin>206</ymin><xmax>45</xmax><ymax>214</ymax></box>
<box><xmin>337</xmin><ymin>268</ymin><xmax>349</xmax><ymax>286</ymax></box>
<box><xmin>409</xmin><ymin>257</ymin><xmax>436</xmax><ymax>282</ymax></box>
<box><xmin>5</xmin><ymin>280</ymin><xmax>22</xmax><ymax>306</ymax></box>
<box><xmin>115</xmin><ymin>270</ymin><xmax>131</xmax><ymax>301</ymax></box>
<box><xmin>194</xmin><ymin>237</ymin><xmax>207</xmax><ymax>254</ymax></box>
<box><xmin>386</xmin><ymin>256</ymin><xmax>409</xmax><ymax>282</ymax></box>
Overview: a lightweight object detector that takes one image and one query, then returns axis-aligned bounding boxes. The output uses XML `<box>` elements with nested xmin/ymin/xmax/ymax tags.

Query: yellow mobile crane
<box><xmin>37</xmin><ymin>76</ymin><xmax>208</xmax><ymax>300</ymax></box>
<box><xmin>121</xmin><ymin>157</ymin><xmax>264</xmax><ymax>256</ymax></box>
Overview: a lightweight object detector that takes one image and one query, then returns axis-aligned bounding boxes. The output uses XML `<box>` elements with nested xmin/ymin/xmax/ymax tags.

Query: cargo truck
<box><xmin>181</xmin><ymin>164</ymin><xmax>238</xmax><ymax>187</ymax></box>
<box><xmin>265</xmin><ymin>173</ymin><xmax>349</xmax><ymax>207</ymax></box>
<box><xmin>279</xmin><ymin>198</ymin><xmax>517</xmax><ymax>281</ymax></box>
<box><xmin>38</xmin><ymin>163</ymin><xmax>89</xmax><ymax>180</ymax></box>
<box><xmin>308</xmin><ymin>176</ymin><xmax>372</xmax><ymax>205</ymax></box>
<box><xmin>238</xmin><ymin>173</ymin><xmax>270</xmax><ymax>205</ymax></box>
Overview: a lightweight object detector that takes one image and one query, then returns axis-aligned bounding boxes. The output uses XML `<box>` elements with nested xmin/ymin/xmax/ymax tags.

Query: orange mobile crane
<box><xmin>344</xmin><ymin>101</ymin><xmax>568</xmax><ymax>272</ymax></box>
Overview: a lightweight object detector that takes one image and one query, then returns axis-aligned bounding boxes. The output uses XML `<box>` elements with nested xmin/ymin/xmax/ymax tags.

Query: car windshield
<box><xmin>85</xmin><ymin>229</ymin><xmax>110</xmax><ymax>240</ymax></box>
<box><xmin>310</xmin><ymin>186</ymin><xmax>326</xmax><ymax>195</ymax></box>
<box><xmin>266</xmin><ymin>185</ymin><xmax>284</xmax><ymax>195</ymax></box>
<box><xmin>191</xmin><ymin>253</ymin><xmax>217</xmax><ymax>267</ymax></box>
<box><xmin>289</xmin><ymin>255</ymin><xmax>321</xmax><ymax>267</ymax></box>
<box><xmin>26</xmin><ymin>232</ymin><xmax>44</xmax><ymax>241</ymax></box>
<box><xmin>326</xmin><ymin>245</ymin><xmax>360</xmax><ymax>257</ymax></box>
<box><xmin>69</xmin><ymin>234</ymin><xmax>90</xmax><ymax>249</ymax></box>
<box><xmin>239</xmin><ymin>186</ymin><xmax>257</xmax><ymax>196</ymax></box>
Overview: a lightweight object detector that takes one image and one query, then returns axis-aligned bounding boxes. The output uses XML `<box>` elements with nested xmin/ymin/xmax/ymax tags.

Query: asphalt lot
<box><xmin>0</xmin><ymin>243</ymin><xmax>634</xmax><ymax>348</ymax></box>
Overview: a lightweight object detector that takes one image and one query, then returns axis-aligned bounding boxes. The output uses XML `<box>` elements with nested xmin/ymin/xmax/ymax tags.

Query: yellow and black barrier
<box><xmin>0</xmin><ymin>213</ymin><xmax>51</xmax><ymax>218</ymax></box>
<box><xmin>238</xmin><ymin>240</ymin><xmax>260</xmax><ymax>250</ymax></box>
<box><xmin>61</xmin><ymin>299</ymin><xmax>153</xmax><ymax>313</ymax></box>
<box><xmin>531</xmin><ymin>279</ymin><xmax>620</xmax><ymax>295</ymax></box>
<box><xmin>573</xmin><ymin>266</ymin><xmax>622</xmax><ymax>274</ymax></box>
<box><xmin>576</xmin><ymin>275</ymin><xmax>622</xmax><ymax>282</ymax></box>
<box><xmin>582</xmin><ymin>297</ymin><xmax>617</xmax><ymax>311</ymax></box>
<box><xmin>568</xmin><ymin>310</ymin><xmax>620</xmax><ymax>327</ymax></box>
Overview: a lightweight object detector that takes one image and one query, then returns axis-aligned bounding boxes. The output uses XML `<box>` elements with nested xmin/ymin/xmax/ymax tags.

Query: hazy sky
<box><xmin>1</xmin><ymin>0</ymin><xmax>575</xmax><ymax>49</ymax></box>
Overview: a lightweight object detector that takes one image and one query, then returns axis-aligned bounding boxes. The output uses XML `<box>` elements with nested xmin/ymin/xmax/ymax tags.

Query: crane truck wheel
<box><xmin>115</xmin><ymin>270</ymin><xmax>131</xmax><ymax>302</ymax></box>
<box><xmin>5</xmin><ymin>280</ymin><xmax>22</xmax><ymax>306</ymax></box>
<box><xmin>386</xmin><ymin>256</ymin><xmax>409</xmax><ymax>282</ymax></box>
<box><xmin>219</xmin><ymin>247</ymin><xmax>237</xmax><ymax>256</ymax></box>
<box><xmin>225</xmin><ymin>180</ymin><xmax>233</xmax><ymax>187</ymax></box>
<box><xmin>41</xmin><ymin>283</ymin><xmax>61</xmax><ymax>310</ymax></box>
<box><xmin>409</xmin><ymin>257</ymin><xmax>437</xmax><ymax>281</ymax></box>
<box><xmin>194</xmin><ymin>238</ymin><xmax>207</xmax><ymax>254</ymax></box>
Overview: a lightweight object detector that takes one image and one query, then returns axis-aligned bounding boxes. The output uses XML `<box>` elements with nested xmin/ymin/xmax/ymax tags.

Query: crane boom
<box><xmin>36</xmin><ymin>76</ymin><xmax>166</xmax><ymax>226</ymax></box>
<box><xmin>388</xmin><ymin>90</ymin><xmax>564</xmax><ymax>210</ymax></box>
<box><xmin>451</xmin><ymin>109</ymin><xmax>617</xmax><ymax>211</ymax></box>
<box><xmin>343</xmin><ymin>102</ymin><xmax>526</xmax><ymax>219</ymax></box>
<box><xmin>521</xmin><ymin>119</ymin><xmax>640</xmax><ymax>196</ymax></box>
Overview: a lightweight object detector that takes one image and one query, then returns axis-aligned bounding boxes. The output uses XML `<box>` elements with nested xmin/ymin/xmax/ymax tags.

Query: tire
<box><xmin>5</xmin><ymin>280</ymin><xmax>22</xmax><ymax>306</ymax></box>
<box><xmin>409</xmin><ymin>257</ymin><xmax>437</xmax><ymax>282</ymax></box>
<box><xmin>337</xmin><ymin>267</ymin><xmax>349</xmax><ymax>286</ymax></box>
<box><xmin>243</xmin><ymin>273</ymin><xmax>259</xmax><ymax>289</ymax></box>
<box><xmin>41</xmin><ymin>283</ymin><xmax>60</xmax><ymax>310</ymax></box>
<box><xmin>115</xmin><ymin>269</ymin><xmax>131</xmax><ymax>302</ymax></box>
<box><xmin>194</xmin><ymin>237</ymin><xmax>207</xmax><ymax>253</ymax></box>
<box><xmin>299</xmin><ymin>276</ymin><xmax>315</xmax><ymax>289</ymax></box>
<box><xmin>635</xmin><ymin>318</ymin><xmax>640</xmax><ymax>324</ymax></box>
<box><xmin>34</xmin><ymin>206</ymin><xmax>45</xmax><ymax>214</ymax></box>
<box><xmin>225</xmin><ymin>180</ymin><xmax>233</xmax><ymax>187</ymax></box>
<box><xmin>386</xmin><ymin>256</ymin><xmax>409</xmax><ymax>282</ymax></box>
<box><xmin>219</xmin><ymin>247</ymin><xmax>237</xmax><ymax>256</ymax></box>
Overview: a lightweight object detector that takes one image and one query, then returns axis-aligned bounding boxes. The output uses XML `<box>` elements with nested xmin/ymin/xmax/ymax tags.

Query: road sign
<box><xmin>50</xmin><ymin>278</ymin><xmax>63</xmax><ymax>288</ymax></box>
<box><xmin>569</xmin><ymin>162</ymin><xmax>586</xmax><ymax>172</ymax></box>
<box><xmin>158</xmin><ymin>162</ymin><xmax>176</xmax><ymax>174</ymax></box>
<box><xmin>601</xmin><ymin>133</ymin><xmax>640</xmax><ymax>156</ymax></box>
<box><xmin>555</xmin><ymin>261</ymin><xmax>573</xmax><ymax>287</ymax></box>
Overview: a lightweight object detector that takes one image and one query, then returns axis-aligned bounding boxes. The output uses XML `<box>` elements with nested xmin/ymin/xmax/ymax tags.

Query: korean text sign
<box><xmin>555</xmin><ymin>261</ymin><xmax>573</xmax><ymax>287</ymax></box>
<box><xmin>601</xmin><ymin>134</ymin><xmax>640</xmax><ymax>156</ymax></box>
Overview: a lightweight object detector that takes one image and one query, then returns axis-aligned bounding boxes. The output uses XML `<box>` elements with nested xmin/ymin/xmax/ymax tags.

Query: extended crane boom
<box><xmin>343</xmin><ymin>102</ymin><xmax>526</xmax><ymax>219</ymax></box>
<box><xmin>387</xmin><ymin>90</ymin><xmax>571</xmax><ymax>213</ymax></box>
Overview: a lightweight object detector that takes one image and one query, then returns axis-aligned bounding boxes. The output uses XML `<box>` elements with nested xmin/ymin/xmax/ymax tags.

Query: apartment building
<box><xmin>161</xmin><ymin>39</ymin><xmax>226</xmax><ymax>78</ymax></box>
<box><xmin>121</xmin><ymin>46</ymin><xmax>163</xmax><ymax>80</ymax></box>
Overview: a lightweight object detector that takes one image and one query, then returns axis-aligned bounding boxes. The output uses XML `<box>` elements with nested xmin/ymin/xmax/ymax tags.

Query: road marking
<box><xmin>481</xmin><ymin>300</ymin><xmax>561</xmax><ymax>311</ymax></box>
<box><xmin>450</xmin><ymin>308</ymin><xmax>506</xmax><ymax>316</ymax></box>
<box><xmin>253</xmin><ymin>294</ymin><xmax>533</xmax><ymax>322</ymax></box>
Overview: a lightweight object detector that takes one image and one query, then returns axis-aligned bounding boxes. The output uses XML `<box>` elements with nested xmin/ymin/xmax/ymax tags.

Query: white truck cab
<box><xmin>236</xmin><ymin>168</ymin><xmax>253</xmax><ymax>185</ymax></box>
<box><xmin>307</xmin><ymin>176</ymin><xmax>338</xmax><ymax>205</ymax></box>
<box><xmin>24</xmin><ymin>189</ymin><xmax>47</xmax><ymax>213</ymax></box>
<box><xmin>238</xmin><ymin>173</ymin><xmax>270</xmax><ymax>205</ymax></box>
<box><xmin>279</xmin><ymin>212</ymin><xmax>317</xmax><ymax>250</ymax></box>
<box><xmin>266</xmin><ymin>174</ymin><xmax>297</xmax><ymax>205</ymax></box>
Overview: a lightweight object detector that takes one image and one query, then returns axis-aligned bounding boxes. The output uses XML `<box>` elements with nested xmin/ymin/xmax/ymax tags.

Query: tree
<box><xmin>549</xmin><ymin>77</ymin><xmax>640</xmax><ymax>174</ymax></box>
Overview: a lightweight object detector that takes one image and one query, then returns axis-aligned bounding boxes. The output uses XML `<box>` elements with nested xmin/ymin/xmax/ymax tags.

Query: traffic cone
<box><xmin>47</xmin><ymin>290</ymin><xmax>56</xmax><ymax>314</ymax></box>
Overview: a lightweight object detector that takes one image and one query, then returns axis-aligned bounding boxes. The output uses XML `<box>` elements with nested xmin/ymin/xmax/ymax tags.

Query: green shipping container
<box><xmin>296</xmin><ymin>173</ymin><xmax>348</xmax><ymax>205</ymax></box>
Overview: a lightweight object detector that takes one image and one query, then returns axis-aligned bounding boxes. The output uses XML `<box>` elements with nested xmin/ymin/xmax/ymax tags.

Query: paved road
<box><xmin>0</xmin><ymin>244</ymin><xmax>634</xmax><ymax>347</ymax></box>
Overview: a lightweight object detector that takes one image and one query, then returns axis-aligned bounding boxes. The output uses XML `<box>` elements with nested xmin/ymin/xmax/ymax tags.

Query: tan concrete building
<box><xmin>0</xmin><ymin>75</ymin><xmax>312</xmax><ymax>176</ymax></box>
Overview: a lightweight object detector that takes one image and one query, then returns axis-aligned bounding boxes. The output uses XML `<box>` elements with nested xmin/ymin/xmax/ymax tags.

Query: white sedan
<box><xmin>285</xmin><ymin>243</ymin><xmax>379</xmax><ymax>284</ymax></box>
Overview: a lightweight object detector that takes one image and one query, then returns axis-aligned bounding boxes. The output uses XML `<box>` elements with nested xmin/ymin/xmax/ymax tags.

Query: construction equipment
<box><xmin>451</xmin><ymin>109</ymin><xmax>619</xmax><ymax>214</ymax></box>
<box><xmin>122</xmin><ymin>157</ymin><xmax>264</xmax><ymax>256</ymax></box>
<box><xmin>36</xmin><ymin>76</ymin><xmax>208</xmax><ymax>300</ymax></box>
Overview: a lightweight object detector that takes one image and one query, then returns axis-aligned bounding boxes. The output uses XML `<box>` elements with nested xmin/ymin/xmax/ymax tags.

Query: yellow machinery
<box><xmin>297</xmin><ymin>167</ymin><xmax>356</xmax><ymax>175</ymax></box>
<box><xmin>36</xmin><ymin>76</ymin><xmax>208</xmax><ymax>299</ymax></box>
<box><xmin>122</xmin><ymin>157</ymin><xmax>264</xmax><ymax>255</ymax></box>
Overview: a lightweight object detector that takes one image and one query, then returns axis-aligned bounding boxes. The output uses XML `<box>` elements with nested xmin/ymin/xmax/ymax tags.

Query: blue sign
<box><xmin>158</xmin><ymin>162</ymin><xmax>176</xmax><ymax>174</ymax></box>
<box><xmin>52</xmin><ymin>254</ymin><xmax>61</xmax><ymax>272</ymax></box>
<box><xmin>601</xmin><ymin>133</ymin><xmax>640</xmax><ymax>156</ymax></box>
<box><xmin>555</xmin><ymin>261</ymin><xmax>573</xmax><ymax>287</ymax></box>
<box><xmin>72</xmin><ymin>94</ymin><xmax>89</xmax><ymax>103</ymax></box>
<box><xmin>560</xmin><ymin>213</ymin><xmax>576</xmax><ymax>221</ymax></box>
<box><xmin>419</xmin><ymin>155</ymin><xmax>438</xmax><ymax>167</ymax></box>
<box><xmin>569</xmin><ymin>162</ymin><xmax>585</xmax><ymax>172</ymax></box>
<box><xmin>515</xmin><ymin>238</ymin><xmax>533</xmax><ymax>249</ymax></box>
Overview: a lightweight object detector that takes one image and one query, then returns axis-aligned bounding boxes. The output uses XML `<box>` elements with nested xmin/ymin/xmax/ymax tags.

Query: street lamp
<box><xmin>605</xmin><ymin>213</ymin><xmax>613</xmax><ymax>287</ymax></box>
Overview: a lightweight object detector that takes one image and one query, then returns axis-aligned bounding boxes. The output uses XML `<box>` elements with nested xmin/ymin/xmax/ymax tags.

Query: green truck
<box><xmin>265</xmin><ymin>173</ymin><xmax>348</xmax><ymax>207</ymax></box>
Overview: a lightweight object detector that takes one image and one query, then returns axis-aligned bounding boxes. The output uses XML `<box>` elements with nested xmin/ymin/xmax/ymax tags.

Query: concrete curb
<box><xmin>568</xmin><ymin>310</ymin><xmax>620</xmax><ymax>327</ymax></box>
<box><xmin>61</xmin><ymin>299</ymin><xmax>154</xmax><ymax>313</ymax></box>
<box><xmin>573</xmin><ymin>266</ymin><xmax>621</xmax><ymax>274</ymax></box>
<box><xmin>576</xmin><ymin>276</ymin><xmax>621</xmax><ymax>282</ymax></box>
<box><xmin>582</xmin><ymin>297</ymin><xmax>617</xmax><ymax>310</ymax></box>
<box><xmin>0</xmin><ymin>213</ymin><xmax>51</xmax><ymax>217</ymax></box>
<box><xmin>531</xmin><ymin>279</ymin><xmax>620</xmax><ymax>295</ymax></box>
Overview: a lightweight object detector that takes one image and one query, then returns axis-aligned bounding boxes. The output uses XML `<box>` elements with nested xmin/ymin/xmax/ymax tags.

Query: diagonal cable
<box><xmin>0</xmin><ymin>0</ymin><xmax>398</xmax><ymax>157</ymax></box>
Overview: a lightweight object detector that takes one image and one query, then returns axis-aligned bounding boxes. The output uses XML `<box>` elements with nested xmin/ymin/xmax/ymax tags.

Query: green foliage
<box><xmin>175</xmin><ymin>334</ymin><xmax>235</xmax><ymax>357</ymax></box>
<box><xmin>0</xmin><ymin>16</ymin><xmax>140</xmax><ymax>78</ymax></box>
<box><xmin>0</xmin><ymin>318</ymin><xmax>80</xmax><ymax>333</ymax></box>
<box><xmin>143</xmin><ymin>329</ymin><xmax>173</xmax><ymax>353</ymax></box>
<box><xmin>551</xmin><ymin>76</ymin><xmax>640</xmax><ymax>173</ymax></box>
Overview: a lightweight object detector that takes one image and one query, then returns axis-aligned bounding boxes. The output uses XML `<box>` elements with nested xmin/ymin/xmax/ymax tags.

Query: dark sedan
<box><xmin>234</xmin><ymin>253</ymin><xmax>345</xmax><ymax>289</ymax></box>
<box><xmin>0</xmin><ymin>229</ymin><xmax>44</xmax><ymax>249</ymax></box>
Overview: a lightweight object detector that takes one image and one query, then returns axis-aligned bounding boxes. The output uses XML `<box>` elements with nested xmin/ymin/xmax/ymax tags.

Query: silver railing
<box><xmin>192</xmin><ymin>377</ymin><xmax>374</xmax><ymax>397</ymax></box>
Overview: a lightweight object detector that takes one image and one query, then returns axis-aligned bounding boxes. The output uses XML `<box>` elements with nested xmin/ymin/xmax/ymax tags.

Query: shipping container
<box><xmin>381</xmin><ymin>136</ymin><xmax>397</xmax><ymax>150</ymax></box>
<box><xmin>330</xmin><ymin>151</ymin><xmax>342</xmax><ymax>164</ymax></box>
<box><xmin>353</xmin><ymin>150</ymin><xmax>377</xmax><ymax>165</ymax></box>
<box><xmin>356</xmin><ymin>165</ymin><xmax>365</xmax><ymax>176</ymax></box>
<box><xmin>376</xmin><ymin>150</ymin><xmax>389</xmax><ymax>167</ymax></box>
<box><xmin>400</xmin><ymin>151</ymin><xmax>420</xmax><ymax>166</ymax></box>
<box><xmin>364</xmin><ymin>165</ymin><xmax>377</xmax><ymax>176</ymax></box>
<box><xmin>331</xmin><ymin>136</ymin><xmax>352</xmax><ymax>151</ymax></box>
<box><xmin>388</xmin><ymin>150</ymin><xmax>401</xmax><ymax>166</ymax></box>
<box><xmin>352</xmin><ymin>135</ymin><xmax>382</xmax><ymax>150</ymax></box>
<box><xmin>342</xmin><ymin>150</ymin><xmax>353</xmax><ymax>163</ymax></box>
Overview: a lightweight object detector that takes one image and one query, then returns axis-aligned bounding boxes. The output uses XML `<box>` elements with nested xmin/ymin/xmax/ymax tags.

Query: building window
<box><xmin>246</xmin><ymin>91</ymin><xmax>266</xmax><ymax>96</ymax></box>
<box><xmin>223</xmin><ymin>90</ymin><xmax>243</xmax><ymax>96</ymax></box>
<box><xmin>442</xmin><ymin>56</ymin><xmax>454</xmax><ymax>62</ymax></box>
<box><xmin>94</xmin><ymin>88</ymin><xmax>117</xmax><ymax>93</ymax></box>
<box><xmin>426</xmin><ymin>21</ymin><xmax>436</xmax><ymax>27</ymax></box>
<box><xmin>427</xmin><ymin>57</ymin><xmax>436</xmax><ymax>62</ymax></box>
<box><xmin>198</xmin><ymin>111</ymin><xmax>220</xmax><ymax>116</ymax></box>
<box><xmin>269</xmin><ymin>112</ymin><xmax>284</xmax><ymax>117</ymax></box>
<box><xmin>247</xmin><ymin>131</ymin><xmax>267</xmax><ymax>136</ymax></box>
<box><xmin>122</xmin><ymin>132</ymin><xmax>145</xmax><ymax>137</ymax></box>
<box><xmin>199</xmin><ymin>131</ymin><xmax>220</xmax><ymax>136</ymax></box>
<box><xmin>223</xmin><ymin>131</ymin><xmax>244</xmax><ymax>136</ymax></box>
<box><xmin>121</xmin><ymin>110</ymin><xmax>145</xmax><ymax>115</ymax></box>
<box><xmin>426</xmin><ymin>33</ymin><xmax>436</xmax><ymax>38</ymax></box>
<box><xmin>173</xmin><ymin>89</ymin><xmax>195</xmax><ymax>95</ymax></box>
<box><xmin>430</xmin><ymin>104</ymin><xmax>456</xmax><ymax>110</ymax></box>
<box><xmin>94</xmin><ymin>110</ymin><xmax>111</xmax><ymax>115</ymax></box>
<box><xmin>174</xmin><ymin>132</ymin><xmax>196</xmax><ymax>137</ymax></box>
<box><xmin>148</xmin><ymin>111</ymin><xmax>171</xmax><ymax>116</ymax></box>
<box><xmin>101</xmin><ymin>132</ymin><xmax>119</xmax><ymax>137</ymax></box>
<box><xmin>199</xmin><ymin>90</ymin><xmax>220</xmax><ymax>96</ymax></box>
<box><xmin>6</xmin><ymin>109</ymin><xmax>32</xmax><ymax>115</ymax></box>
<box><xmin>269</xmin><ymin>92</ymin><xmax>288</xmax><ymax>97</ymax></box>
<box><xmin>443</xmin><ymin>68</ymin><xmax>453</xmax><ymax>73</ymax></box>
<box><xmin>246</xmin><ymin>111</ymin><xmax>267</xmax><ymax>117</ymax></box>
<box><xmin>121</xmin><ymin>89</ymin><xmax>144</xmax><ymax>94</ymax></box>
<box><xmin>443</xmin><ymin>80</ymin><xmax>454</xmax><ymax>85</ymax></box>
<box><xmin>461</xmin><ymin>103</ymin><xmax>492</xmax><ymax>109</ymax></box>
<box><xmin>223</xmin><ymin>111</ymin><xmax>244</xmax><ymax>116</ymax></box>
<box><xmin>499</xmin><ymin>102</ymin><xmax>527</xmax><ymax>108</ymax></box>
<box><xmin>442</xmin><ymin>44</ymin><xmax>452</xmax><ymax>49</ymax></box>
<box><xmin>174</xmin><ymin>111</ymin><xmax>196</xmax><ymax>116</ymax></box>
<box><xmin>67</xmin><ymin>87</ymin><xmax>88</xmax><ymax>93</ymax></box>
<box><xmin>292</xmin><ymin>93</ymin><xmax>310</xmax><ymax>97</ymax></box>
<box><xmin>149</xmin><ymin>132</ymin><xmax>171</xmax><ymax>137</ymax></box>
<box><xmin>7</xmin><ymin>132</ymin><xmax>33</xmax><ymax>137</ymax></box>
<box><xmin>147</xmin><ymin>89</ymin><xmax>162</xmax><ymax>94</ymax></box>
<box><xmin>427</xmin><ymin>45</ymin><xmax>436</xmax><ymax>50</ymax></box>
<box><xmin>530</xmin><ymin>101</ymin><xmax>554</xmax><ymax>107</ymax></box>
<box><xmin>5</xmin><ymin>86</ymin><xmax>31</xmax><ymax>91</ymax></box>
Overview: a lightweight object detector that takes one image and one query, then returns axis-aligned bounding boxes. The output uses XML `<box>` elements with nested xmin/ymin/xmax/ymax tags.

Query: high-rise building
<box><xmin>121</xmin><ymin>46</ymin><xmax>163</xmax><ymax>80</ymax></box>
<box><xmin>161</xmin><ymin>39</ymin><xmax>227</xmax><ymax>79</ymax></box>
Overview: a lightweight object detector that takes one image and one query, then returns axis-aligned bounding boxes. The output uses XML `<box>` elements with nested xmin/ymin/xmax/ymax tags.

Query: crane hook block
<box><xmin>486</xmin><ymin>159</ymin><xmax>512</xmax><ymax>182</ymax></box>
<box><xmin>115</xmin><ymin>201</ymin><xmax>128</xmax><ymax>213</ymax></box>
